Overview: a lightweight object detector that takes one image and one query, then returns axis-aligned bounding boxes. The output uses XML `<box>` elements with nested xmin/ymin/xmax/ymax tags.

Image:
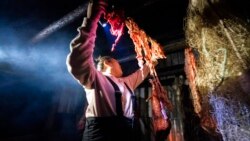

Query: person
<box><xmin>66</xmin><ymin>0</ymin><xmax>155</xmax><ymax>140</ymax></box>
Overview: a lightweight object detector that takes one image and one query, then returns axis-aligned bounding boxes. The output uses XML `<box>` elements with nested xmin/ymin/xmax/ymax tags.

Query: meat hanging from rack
<box><xmin>104</xmin><ymin>9</ymin><xmax>125</xmax><ymax>52</ymax></box>
<box><xmin>125</xmin><ymin>18</ymin><xmax>173</xmax><ymax>139</ymax></box>
<box><xmin>184</xmin><ymin>48</ymin><xmax>201</xmax><ymax>114</ymax></box>
<box><xmin>148</xmin><ymin>77</ymin><xmax>173</xmax><ymax>132</ymax></box>
<box><xmin>105</xmin><ymin>9</ymin><xmax>173</xmax><ymax>139</ymax></box>
<box><xmin>125</xmin><ymin>18</ymin><xmax>166</xmax><ymax>76</ymax></box>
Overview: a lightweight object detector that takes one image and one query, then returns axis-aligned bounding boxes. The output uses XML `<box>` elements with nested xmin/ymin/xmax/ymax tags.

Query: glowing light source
<box><xmin>98</xmin><ymin>21</ymin><xmax>107</xmax><ymax>27</ymax></box>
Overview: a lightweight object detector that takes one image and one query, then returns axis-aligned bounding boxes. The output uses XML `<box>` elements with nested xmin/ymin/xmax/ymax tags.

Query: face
<box><xmin>104</xmin><ymin>58</ymin><xmax>123</xmax><ymax>77</ymax></box>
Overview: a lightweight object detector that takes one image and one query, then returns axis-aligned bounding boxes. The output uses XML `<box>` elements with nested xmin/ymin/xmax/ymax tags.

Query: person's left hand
<box><xmin>152</xmin><ymin>58</ymin><xmax>158</xmax><ymax>66</ymax></box>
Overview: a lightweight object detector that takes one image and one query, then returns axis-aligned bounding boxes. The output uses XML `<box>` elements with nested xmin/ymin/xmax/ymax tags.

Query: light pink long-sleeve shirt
<box><xmin>66</xmin><ymin>6</ymin><xmax>150</xmax><ymax>118</ymax></box>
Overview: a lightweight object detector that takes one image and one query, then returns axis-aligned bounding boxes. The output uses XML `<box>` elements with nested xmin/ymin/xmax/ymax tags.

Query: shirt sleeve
<box><xmin>66</xmin><ymin>3</ymin><xmax>105</xmax><ymax>89</ymax></box>
<box><xmin>123</xmin><ymin>65</ymin><xmax>150</xmax><ymax>90</ymax></box>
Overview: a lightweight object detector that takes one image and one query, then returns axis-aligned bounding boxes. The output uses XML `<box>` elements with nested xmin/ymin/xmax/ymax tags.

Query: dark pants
<box><xmin>82</xmin><ymin>117</ymin><xmax>141</xmax><ymax>141</ymax></box>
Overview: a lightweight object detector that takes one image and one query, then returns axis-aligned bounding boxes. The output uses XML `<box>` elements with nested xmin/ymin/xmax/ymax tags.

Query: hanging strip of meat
<box><xmin>105</xmin><ymin>9</ymin><xmax>125</xmax><ymax>51</ymax></box>
<box><xmin>148</xmin><ymin>77</ymin><xmax>173</xmax><ymax>132</ymax></box>
<box><xmin>106</xmin><ymin>10</ymin><xmax>173</xmax><ymax>138</ymax></box>
<box><xmin>184</xmin><ymin>47</ymin><xmax>202</xmax><ymax>115</ymax></box>
<box><xmin>125</xmin><ymin>18</ymin><xmax>173</xmax><ymax>137</ymax></box>
<box><xmin>125</xmin><ymin>18</ymin><xmax>166</xmax><ymax>76</ymax></box>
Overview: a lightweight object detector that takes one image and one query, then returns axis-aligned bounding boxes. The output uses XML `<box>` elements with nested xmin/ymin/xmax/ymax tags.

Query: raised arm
<box><xmin>123</xmin><ymin>65</ymin><xmax>150</xmax><ymax>90</ymax></box>
<box><xmin>66</xmin><ymin>0</ymin><xmax>107</xmax><ymax>88</ymax></box>
<box><xmin>123</xmin><ymin>59</ymin><xmax>159</xmax><ymax>90</ymax></box>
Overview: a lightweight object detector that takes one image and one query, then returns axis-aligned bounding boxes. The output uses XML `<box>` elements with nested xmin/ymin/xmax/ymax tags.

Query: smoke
<box><xmin>0</xmin><ymin>18</ymin><xmax>84</xmax><ymax>138</ymax></box>
<box><xmin>1</xmin><ymin>44</ymin><xmax>67</xmax><ymax>79</ymax></box>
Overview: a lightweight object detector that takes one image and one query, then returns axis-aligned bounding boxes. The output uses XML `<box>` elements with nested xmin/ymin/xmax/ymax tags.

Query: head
<box><xmin>96</xmin><ymin>56</ymin><xmax>123</xmax><ymax>77</ymax></box>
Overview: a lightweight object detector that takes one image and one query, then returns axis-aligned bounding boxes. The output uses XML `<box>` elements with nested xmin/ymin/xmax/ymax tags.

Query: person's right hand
<box><xmin>87</xmin><ymin>0</ymin><xmax>108</xmax><ymax>19</ymax></box>
<box><xmin>77</xmin><ymin>119</ymin><xmax>85</xmax><ymax>130</ymax></box>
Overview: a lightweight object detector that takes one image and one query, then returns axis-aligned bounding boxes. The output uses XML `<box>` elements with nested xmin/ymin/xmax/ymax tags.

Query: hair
<box><xmin>96</xmin><ymin>56</ymin><xmax>113</xmax><ymax>71</ymax></box>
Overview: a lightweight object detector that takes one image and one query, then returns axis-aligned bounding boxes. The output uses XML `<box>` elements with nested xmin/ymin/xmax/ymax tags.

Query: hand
<box><xmin>87</xmin><ymin>0</ymin><xmax>108</xmax><ymax>19</ymax></box>
<box><xmin>152</xmin><ymin>58</ymin><xmax>158</xmax><ymax>66</ymax></box>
